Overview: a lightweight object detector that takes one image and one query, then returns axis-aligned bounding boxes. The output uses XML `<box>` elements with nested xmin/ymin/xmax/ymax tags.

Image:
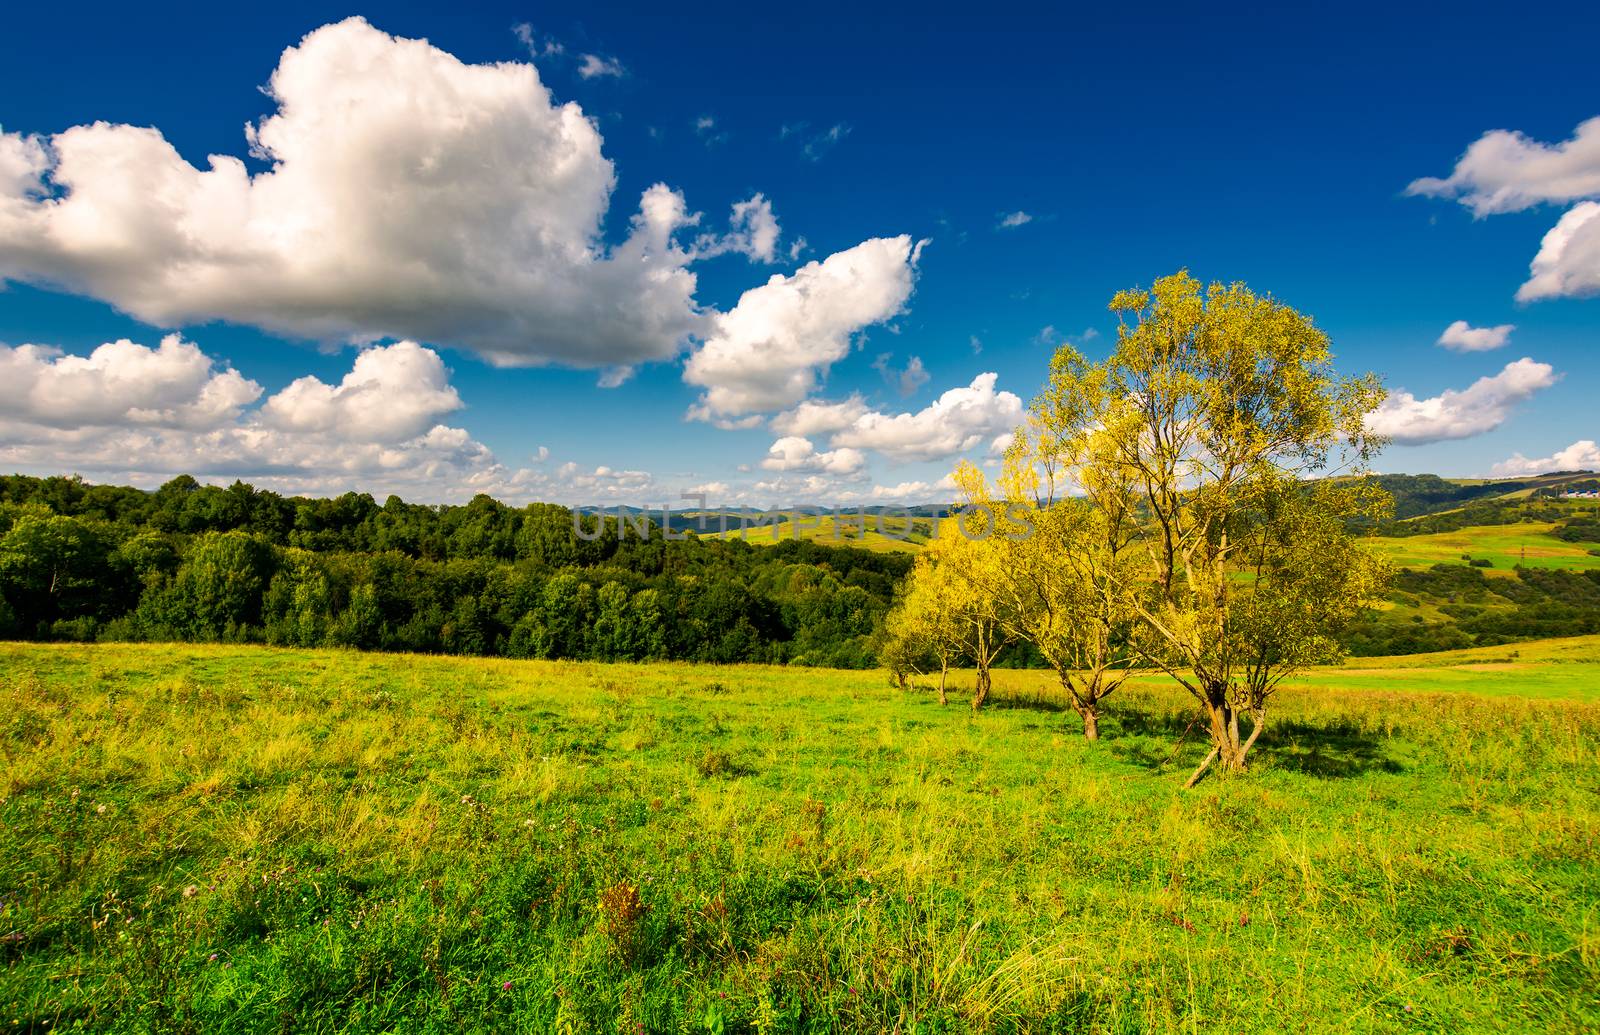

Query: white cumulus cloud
<box><xmin>1436</xmin><ymin>320</ymin><xmax>1515</xmax><ymax>352</ymax></box>
<box><xmin>1365</xmin><ymin>358</ymin><xmax>1559</xmax><ymax>445</ymax></box>
<box><xmin>1517</xmin><ymin>201</ymin><xmax>1600</xmax><ymax>302</ymax></box>
<box><xmin>259</xmin><ymin>341</ymin><xmax>462</xmax><ymax>441</ymax></box>
<box><xmin>0</xmin><ymin>17</ymin><xmax>705</xmax><ymax>367</ymax></box>
<box><xmin>684</xmin><ymin>235</ymin><xmax>923</xmax><ymax>419</ymax></box>
<box><xmin>1406</xmin><ymin>117</ymin><xmax>1600</xmax><ymax>216</ymax></box>
<box><xmin>831</xmin><ymin>372</ymin><xmax>1024</xmax><ymax>462</ymax></box>
<box><xmin>759</xmin><ymin>436</ymin><xmax>866</xmax><ymax>475</ymax></box>
<box><xmin>0</xmin><ymin>335</ymin><xmax>657</xmax><ymax>504</ymax></box>
<box><xmin>0</xmin><ymin>334</ymin><xmax>260</xmax><ymax>430</ymax></box>
<box><xmin>1410</xmin><ymin>117</ymin><xmax>1600</xmax><ymax>303</ymax></box>
<box><xmin>1491</xmin><ymin>440</ymin><xmax>1600</xmax><ymax>477</ymax></box>
<box><xmin>692</xmin><ymin>194</ymin><xmax>782</xmax><ymax>263</ymax></box>
<box><xmin>769</xmin><ymin>397</ymin><xmax>871</xmax><ymax>437</ymax></box>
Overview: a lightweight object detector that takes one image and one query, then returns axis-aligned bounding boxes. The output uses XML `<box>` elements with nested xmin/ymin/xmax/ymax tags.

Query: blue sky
<box><xmin>1</xmin><ymin>1</ymin><xmax>1598</xmax><ymax>504</ymax></box>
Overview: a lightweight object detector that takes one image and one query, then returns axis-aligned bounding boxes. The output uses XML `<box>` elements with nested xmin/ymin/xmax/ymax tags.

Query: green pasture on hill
<box><xmin>1362</xmin><ymin>522</ymin><xmax>1600</xmax><ymax>574</ymax></box>
<box><xmin>701</xmin><ymin>513</ymin><xmax>932</xmax><ymax>553</ymax></box>
<box><xmin>1</xmin><ymin>641</ymin><xmax>1597</xmax><ymax>1032</ymax></box>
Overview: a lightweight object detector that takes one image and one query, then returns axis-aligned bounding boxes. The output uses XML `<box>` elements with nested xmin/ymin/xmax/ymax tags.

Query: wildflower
<box><xmin>502</xmin><ymin>981</ymin><xmax>513</xmax><ymax>991</ymax></box>
<box><xmin>208</xmin><ymin>953</ymin><xmax>217</xmax><ymax>962</ymax></box>
<box><xmin>183</xmin><ymin>886</ymin><xmax>198</xmax><ymax>899</ymax></box>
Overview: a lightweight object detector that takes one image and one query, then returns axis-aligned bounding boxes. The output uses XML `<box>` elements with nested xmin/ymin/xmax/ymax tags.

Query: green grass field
<box><xmin>2</xmin><ymin>641</ymin><xmax>1598</xmax><ymax>1032</ymax></box>
<box><xmin>1361</xmin><ymin>522</ymin><xmax>1600</xmax><ymax>574</ymax></box>
<box><xmin>701</xmin><ymin>514</ymin><xmax>932</xmax><ymax>553</ymax></box>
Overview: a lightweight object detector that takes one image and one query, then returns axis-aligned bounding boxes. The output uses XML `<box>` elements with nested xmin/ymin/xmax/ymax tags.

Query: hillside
<box><xmin>700</xmin><ymin>512</ymin><xmax>935</xmax><ymax>553</ymax></box>
<box><xmin>2</xmin><ymin>640</ymin><xmax>1596</xmax><ymax>1031</ymax></box>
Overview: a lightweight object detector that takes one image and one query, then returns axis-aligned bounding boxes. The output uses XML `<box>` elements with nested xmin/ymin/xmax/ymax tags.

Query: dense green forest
<box><xmin>0</xmin><ymin>474</ymin><xmax>910</xmax><ymax>667</ymax></box>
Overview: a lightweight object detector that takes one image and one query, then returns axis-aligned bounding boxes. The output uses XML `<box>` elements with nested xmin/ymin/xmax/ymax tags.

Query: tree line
<box><xmin>0</xmin><ymin>476</ymin><xmax>910</xmax><ymax>668</ymax></box>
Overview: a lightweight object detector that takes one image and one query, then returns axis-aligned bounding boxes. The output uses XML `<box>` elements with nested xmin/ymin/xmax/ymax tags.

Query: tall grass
<box><xmin>1</xmin><ymin>642</ymin><xmax>1596</xmax><ymax>1032</ymax></box>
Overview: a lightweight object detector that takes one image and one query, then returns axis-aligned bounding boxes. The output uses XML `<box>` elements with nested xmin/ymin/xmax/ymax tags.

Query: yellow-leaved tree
<box><xmin>881</xmin><ymin>551</ymin><xmax>966</xmax><ymax>704</ymax></box>
<box><xmin>988</xmin><ymin>341</ymin><xmax>1145</xmax><ymax>739</ymax></box>
<box><xmin>918</xmin><ymin>514</ymin><xmax>1013</xmax><ymax>712</ymax></box>
<box><xmin>1091</xmin><ymin>271</ymin><xmax>1391</xmax><ymax>783</ymax></box>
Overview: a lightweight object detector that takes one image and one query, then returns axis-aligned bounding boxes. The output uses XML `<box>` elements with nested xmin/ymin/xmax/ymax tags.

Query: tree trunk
<box><xmin>1062</xmin><ymin>671</ymin><xmax>1102</xmax><ymax>741</ymax></box>
<box><xmin>1185</xmin><ymin>684</ymin><xmax>1254</xmax><ymax>787</ymax></box>
<box><xmin>938</xmin><ymin>664</ymin><xmax>948</xmax><ymax>706</ymax></box>
<box><xmin>970</xmin><ymin>664</ymin><xmax>991</xmax><ymax>712</ymax></box>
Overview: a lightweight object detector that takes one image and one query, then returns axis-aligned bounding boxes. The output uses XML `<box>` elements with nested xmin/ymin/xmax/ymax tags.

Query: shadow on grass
<box><xmin>931</xmin><ymin>684</ymin><xmax>1405</xmax><ymax>779</ymax></box>
<box><xmin>1257</xmin><ymin>717</ymin><xmax>1407</xmax><ymax>778</ymax></box>
<box><xmin>1106</xmin><ymin>707</ymin><xmax>1405</xmax><ymax>780</ymax></box>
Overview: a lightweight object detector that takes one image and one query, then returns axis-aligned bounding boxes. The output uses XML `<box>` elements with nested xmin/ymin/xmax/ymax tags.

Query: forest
<box><xmin>0</xmin><ymin>473</ymin><xmax>909</xmax><ymax>668</ymax></box>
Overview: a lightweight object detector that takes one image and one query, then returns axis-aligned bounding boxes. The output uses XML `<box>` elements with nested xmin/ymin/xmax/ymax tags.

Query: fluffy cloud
<box><xmin>553</xmin><ymin>461</ymin><xmax>653</xmax><ymax>495</ymax></box>
<box><xmin>1517</xmin><ymin>201</ymin><xmax>1600</xmax><ymax>302</ymax></box>
<box><xmin>1406</xmin><ymin>117</ymin><xmax>1600</xmax><ymax>216</ymax></box>
<box><xmin>260</xmin><ymin>342</ymin><xmax>461</xmax><ymax>441</ymax></box>
<box><xmin>759</xmin><ymin>436</ymin><xmax>867</xmax><ymax>475</ymax></box>
<box><xmin>857</xmin><ymin>476</ymin><xmax>958</xmax><ymax>502</ymax></box>
<box><xmin>684</xmin><ymin>236</ymin><xmax>923</xmax><ymax>418</ymax></box>
<box><xmin>0</xmin><ymin>336</ymin><xmax>653</xmax><ymax>503</ymax></box>
<box><xmin>1410</xmin><ymin>118</ymin><xmax>1600</xmax><ymax>302</ymax></box>
<box><xmin>692</xmin><ymin>194</ymin><xmax>782</xmax><ymax>263</ymax></box>
<box><xmin>769</xmin><ymin>397</ymin><xmax>870</xmax><ymax>437</ymax></box>
<box><xmin>0</xmin><ymin>335</ymin><xmax>260</xmax><ymax>430</ymax></box>
<box><xmin>1365</xmin><ymin>358</ymin><xmax>1559</xmax><ymax>445</ymax></box>
<box><xmin>831</xmin><ymin>372</ymin><xmax>1024</xmax><ymax>462</ymax></box>
<box><xmin>998</xmin><ymin>211</ymin><xmax>1032</xmax><ymax>228</ymax></box>
<box><xmin>0</xmin><ymin>17</ymin><xmax>705</xmax><ymax>367</ymax></box>
<box><xmin>1436</xmin><ymin>320</ymin><xmax>1515</xmax><ymax>352</ymax></box>
<box><xmin>1491</xmin><ymin>440</ymin><xmax>1600</xmax><ymax>477</ymax></box>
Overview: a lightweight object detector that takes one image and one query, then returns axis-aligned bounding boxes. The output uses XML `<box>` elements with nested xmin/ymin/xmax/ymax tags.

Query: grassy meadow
<box><xmin>701</xmin><ymin>514</ymin><xmax>931</xmax><ymax>553</ymax></box>
<box><xmin>1360</xmin><ymin>522</ymin><xmax>1600</xmax><ymax>575</ymax></box>
<box><xmin>2</xmin><ymin>641</ymin><xmax>1598</xmax><ymax>1033</ymax></box>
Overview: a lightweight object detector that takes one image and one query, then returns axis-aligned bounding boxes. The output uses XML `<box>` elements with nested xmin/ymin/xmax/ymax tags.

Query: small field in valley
<box><xmin>700</xmin><ymin>513</ymin><xmax>932</xmax><ymax>553</ymax></box>
<box><xmin>1361</xmin><ymin>521</ymin><xmax>1600</xmax><ymax>574</ymax></box>
<box><xmin>2</xmin><ymin>641</ymin><xmax>1597</xmax><ymax>1032</ymax></box>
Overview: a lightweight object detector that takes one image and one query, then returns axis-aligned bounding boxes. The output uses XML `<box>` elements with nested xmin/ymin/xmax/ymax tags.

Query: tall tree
<box><xmin>882</xmin><ymin>558</ymin><xmax>966</xmax><ymax>704</ymax></box>
<box><xmin>1091</xmin><ymin>271</ymin><xmax>1389</xmax><ymax>782</ymax></box>
<box><xmin>918</xmin><ymin>507</ymin><xmax>1013</xmax><ymax>711</ymax></box>
<box><xmin>957</xmin><ymin>418</ymin><xmax>1142</xmax><ymax>739</ymax></box>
